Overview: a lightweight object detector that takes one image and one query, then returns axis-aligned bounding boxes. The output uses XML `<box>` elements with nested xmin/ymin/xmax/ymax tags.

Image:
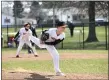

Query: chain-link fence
<box><xmin>1</xmin><ymin>22</ymin><xmax>109</xmax><ymax>50</ymax></box>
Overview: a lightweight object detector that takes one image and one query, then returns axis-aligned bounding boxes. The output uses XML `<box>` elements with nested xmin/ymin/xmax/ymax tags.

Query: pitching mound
<box><xmin>2</xmin><ymin>70</ymin><xmax>108</xmax><ymax>80</ymax></box>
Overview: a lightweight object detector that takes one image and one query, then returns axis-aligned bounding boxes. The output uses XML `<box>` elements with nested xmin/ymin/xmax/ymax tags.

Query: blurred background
<box><xmin>1</xmin><ymin>1</ymin><xmax>109</xmax><ymax>50</ymax></box>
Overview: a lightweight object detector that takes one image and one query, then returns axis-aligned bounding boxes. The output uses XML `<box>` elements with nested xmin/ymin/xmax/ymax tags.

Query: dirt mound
<box><xmin>2</xmin><ymin>70</ymin><xmax>108</xmax><ymax>80</ymax></box>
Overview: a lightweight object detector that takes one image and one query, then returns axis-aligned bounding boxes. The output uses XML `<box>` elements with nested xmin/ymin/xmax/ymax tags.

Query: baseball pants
<box><xmin>16</xmin><ymin>40</ymin><xmax>37</xmax><ymax>56</ymax></box>
<box><xmin>30</xmin><ymin>36</ymin><xmax>61</xmax><ymax>73</ymax></box>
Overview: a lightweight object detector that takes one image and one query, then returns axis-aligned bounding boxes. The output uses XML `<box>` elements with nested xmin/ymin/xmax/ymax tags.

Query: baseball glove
<box><xmin>40</xmin><ymin>30</ymin><xmax>49</xmax><ymax>41</ymax></box>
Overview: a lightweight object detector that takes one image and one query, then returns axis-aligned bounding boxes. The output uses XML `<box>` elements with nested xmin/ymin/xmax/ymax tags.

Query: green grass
<box><xmin>2</xmin><ymin>59</ymin><xmax>108</xmax><ymax>74</ymax></box>
<box><xmin>2</xmin><ymin>26</ymin><xmax>108</xmax><ymax>49</ymax></box>
<box><xmin>2</xmin><ymin>48</ymin><xmax>108</xmax><ymax>74</ymax></box>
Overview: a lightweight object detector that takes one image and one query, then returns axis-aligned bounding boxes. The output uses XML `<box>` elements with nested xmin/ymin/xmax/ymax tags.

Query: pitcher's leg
<box><xmin>30</xmin><ymin>36</ymin><xmax>40</xmax><ymax>46</ymax></box>
<box><xmin>30</xmin><ymin>36</ymin><xmax>46</xmax><ymax>48</ymax></box>
<box><xmin>46</xmin><ymin>45</ymin><xmax>61</xmax><ymax>73</ymax></box>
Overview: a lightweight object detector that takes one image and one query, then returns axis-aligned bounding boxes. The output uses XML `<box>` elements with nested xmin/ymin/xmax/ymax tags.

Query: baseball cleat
<box><xmin>16</xmin><ymin>55</ymin><xmax>19</xmax><ymax>58</ymax></box>
<box><xmin>56</xmin><ymin>72</ymin><xmax>65</xmax><ymax>76</ymax></box>
<box><xmin>34</xmin><ymin>55</ymin><xmax>39</xmax><ymax>57</ymax></box>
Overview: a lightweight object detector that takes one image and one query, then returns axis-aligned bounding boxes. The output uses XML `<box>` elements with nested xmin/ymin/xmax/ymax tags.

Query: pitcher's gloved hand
<box><xmin>40</xmin><ymin>30</ymin><xmax>49</xmax><ymax>41</ymax></box>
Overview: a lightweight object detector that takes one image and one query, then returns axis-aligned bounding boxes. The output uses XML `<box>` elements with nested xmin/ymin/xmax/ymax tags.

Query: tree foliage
<box><xmin>13</xmin><ymin>1</ymin><xmax>24</xmax><ymax>18</ymax></box>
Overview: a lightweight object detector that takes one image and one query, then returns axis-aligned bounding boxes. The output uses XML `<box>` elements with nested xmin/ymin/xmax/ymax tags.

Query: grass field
<box><xmin>2</xmin><ymin>48</ymin><xmax>108</xmax><ymax>79</ymax></box>
<box><xmin>2</xmin><ymin>26</ymin><xmax>108</xmax><ymax>49</ymax></box>
<box><xmin>2</xmin><ymin>49</ymin><xmax>108</xmax><ymax>73</ymax></box>
<box><xmin>2</xmin><ymin>59</ymin><xmax>107</xmax><ymax>74</ymax></box>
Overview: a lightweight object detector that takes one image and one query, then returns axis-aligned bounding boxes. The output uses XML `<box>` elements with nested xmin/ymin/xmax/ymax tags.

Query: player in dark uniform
<box><xmin>67</xmin><ymin>21</ymin><xmax>75</xmax><ymax>37</ymax></box>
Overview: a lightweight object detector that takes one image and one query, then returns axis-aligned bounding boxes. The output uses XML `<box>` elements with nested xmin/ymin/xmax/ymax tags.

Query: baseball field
<box><xmin>2</xmin><ymin>49</ymin><xmax>108</xmax><ymax>80</ymax></box>
<box><xmin>2</xmin><ymin>27</ymin><xmax>108</xmax><ymax>80</ymax></box>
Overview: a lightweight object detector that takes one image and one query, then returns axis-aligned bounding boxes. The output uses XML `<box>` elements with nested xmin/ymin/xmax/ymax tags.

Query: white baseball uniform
<box><xmin>30</xmin><ymin>28</ymin><xmax>65</xmax><ymax>73</ymax></box>
<box><xmin>16</xmin><ymin>27</ymin><xmax>37</xmax><ymax>56</ymax></box>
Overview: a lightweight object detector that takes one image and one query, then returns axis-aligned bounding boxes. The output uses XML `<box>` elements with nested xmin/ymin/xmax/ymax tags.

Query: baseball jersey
<box><xmin>45</xmin><ymin>28</ymin><xmax>65</xmax><ymax>42</ymax></box>
<box><xmin>19</xmin><ymin>28</ymin><xmax>32</xmax><ymax>41</ymax></box>
<box><xmin>14</xmin><ymin>26</ymin><xmax>37</xmax><ymax>42</ymax></box>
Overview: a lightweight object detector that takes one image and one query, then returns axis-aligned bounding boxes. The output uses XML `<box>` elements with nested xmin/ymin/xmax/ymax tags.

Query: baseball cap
<box><xmin>56</xmin><ymin>21</ymin><xmax>67</xmax><ymax>28</ymax></box>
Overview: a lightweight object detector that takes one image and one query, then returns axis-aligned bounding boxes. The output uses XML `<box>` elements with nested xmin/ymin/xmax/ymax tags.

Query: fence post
<box><xmin>82</xmin><ymin>23</ymin><xmax>85</xmax><ymax>49</ymax></box>
<box><xmin>61</xmin><ymin>41</ymin><xmax>63</xmax><ymax>49</ymax></box>
<box><xmin>41</xmin><ymin>23</ymin><xmax>43</xmax><ymax>32</ymax></box>
<box><xmin>107</xmin><ymin>21</ymin><xmax>109</xmax><ymax>50</ymax></box>
<box><xmin>105</xmin><ymin>23</ymin><xmax>107</xmax><ymax>50</ymax></box>
<box><xmin>79</xmin><ymin>29</ymin><xmax>82</xmax><ymax>49</ymax></box>
<box><xmin>7</xmin><ymin>25</ymin><xmax>9</xmax><ymax>47</ymax></box>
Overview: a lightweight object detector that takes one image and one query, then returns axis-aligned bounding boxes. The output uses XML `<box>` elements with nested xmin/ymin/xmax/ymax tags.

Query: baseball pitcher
<box><xmin>30</xmin><ymin>21</ymin><xmax>66</xmax><ymax>76</ymax></box>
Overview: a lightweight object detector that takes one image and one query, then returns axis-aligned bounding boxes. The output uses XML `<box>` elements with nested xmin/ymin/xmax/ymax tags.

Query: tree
<box><xmin>107</xmin><ymin>1</ymin><xmax>109</xmax><ymax>22</ymax></box>
<box><xmin>28</xmin><ymin>1</ymin><xmax>42</xmax><ymax>26</ymax></box>
<box><xmin>13</xmin><ymin>1</ymin><xmax>24</xmax><ymax>18</ymax></box>
<box><xmin>28</xmin><ymin>1</ymin><xmax>40</xmax><ymax>18</ymax></box>
<box><xmin>28</xmin><ymin>1</ymin><xmax>47</xmax><ymax>26</ymax></box>
<box><xmin>13</xmin><ymin>1</ymin><xmax>24</xmax><ymax>31</ymax></box>
<box><xmin>85</xmin><ymin>1</ymin><xmax>98</xmax><ymax>42</ymax></box>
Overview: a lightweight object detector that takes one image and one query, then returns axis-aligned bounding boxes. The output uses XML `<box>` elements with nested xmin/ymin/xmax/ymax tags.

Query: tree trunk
<box><xmin>107</xmin><ymin>1</ymin><xmax>109</xmax><ymax>50</ymax></box>
<box><xmin>107</xmin><ymin>1</ymin><xmax>109</xmax><ymax>22</ymax></box>
<box><xmin>85</xmin><ymin>1</ymin><xmax>98</xmax><ymax>42</ymax></box>
<box><xmin>14</xmin><ymin>1</ymin><xmax>17</xmax><ymax>32</ymax></box>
